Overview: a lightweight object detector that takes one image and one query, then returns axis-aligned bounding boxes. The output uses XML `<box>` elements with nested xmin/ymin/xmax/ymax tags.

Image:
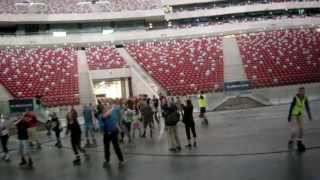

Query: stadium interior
<box><xmin>0</xmin><ymin>0</ymin><xmax>320</xmax><ymax>179</ymax></box>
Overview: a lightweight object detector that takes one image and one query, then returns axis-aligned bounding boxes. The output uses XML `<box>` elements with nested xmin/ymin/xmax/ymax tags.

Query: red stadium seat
<box><xmin>86</xmin><ymin>46</ymin><xmax>127</xmax><ymax>70</ymax></box>
<box><xmin>236</xmin><ymin>28</ymin><xmax>320</xmax><ymax>88</ymax></box>
<box><xmin>125</xmin><ymin>37</ymin><xmax>224</xmax><ymax>95</ymax></box>
<box><xmin>0</xmin><ymin>47</ymin><xmax>79</xmax><ymax>107</ymax></box>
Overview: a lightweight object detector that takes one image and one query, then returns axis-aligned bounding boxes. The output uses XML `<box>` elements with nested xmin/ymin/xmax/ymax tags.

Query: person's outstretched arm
<box><xmin>305</xmin><ymin>98</ymin><xmax>312</xmax><ymax>121</ymax></box>
<box><xmin>288</xmin><ymin>97</ymin><xmax>296</xmax><ymax>122</ymax></box>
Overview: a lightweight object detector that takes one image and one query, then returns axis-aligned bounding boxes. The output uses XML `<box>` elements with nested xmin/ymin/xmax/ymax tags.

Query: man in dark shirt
<box><xmin>141</xmin><ymin>99</ymin><xmax>154</xmax><ymax>138</ymax></box>
<box><xmin>15</xmin><ymin>114</ymin><xmax>33</xmax><ymax>168</ymax></box>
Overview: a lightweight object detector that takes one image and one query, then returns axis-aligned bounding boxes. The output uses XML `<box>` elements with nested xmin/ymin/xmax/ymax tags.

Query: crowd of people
<box><xmin>0</xmin><ymin>92</ymin><xmax>210</xmax><ymax>169</ymax></box>
<box><xmin>0</xmin><ymin>87</ymin><xmax>314</xmax><ymax>169</ymax></box>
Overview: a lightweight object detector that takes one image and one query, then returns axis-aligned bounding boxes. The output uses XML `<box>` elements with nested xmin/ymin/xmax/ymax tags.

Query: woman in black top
<box><xmin>66</xmin><ymin>107</ymin><xmax>87</xmax><ymax>165</ymax></box>
<box><xmin>182</xmin><ymin>99</ymin><xmax>197</xmax><ymax>148</ymax></box>
<box><xmin>51</xmin><ymin>112</ymin><xmax>62</xmax><ymax>148</ymax></box>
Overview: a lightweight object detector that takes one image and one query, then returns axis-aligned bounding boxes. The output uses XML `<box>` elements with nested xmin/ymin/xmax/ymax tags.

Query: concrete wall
<box><xmin>250</xmin><ymin>83</ymin><xmax>320</xmax><ymax>105</ymax></box>
<box><xmin>166</xmin><ymin>1</ymin><xmax>320</xmax><ymax>20</ymax></box>
<box><xmin>130</xmin><ymin>68</ymin><xmax>158</xmax><ymax>97</ymax></box>
<box><xmin>0</xmin><ymin>9</ymin><xmax>164</xmax><ymax>23</ymax></box>
<box><xmin>0</xmin><ymin>17</ymin><xmax>319</xmax><ymax>47</ymax></box>
<box><xmin>186</xmin><ymin>82</ymin><xmax>320</xmax><ymax>112</ymax></box>
<box><xmin>77</xmin><ymin>50</ymin><xmax>96</xmax><ymax>105</ymax></box>
<box><xmin>163</xmin><ymin>0</ymin><xmax>224</xmax><ymax>6</ymax></box>
<box><xmin>90</xmin><ymin>68</ymin><xmax>131</xmax><ymax>80</ymax></box>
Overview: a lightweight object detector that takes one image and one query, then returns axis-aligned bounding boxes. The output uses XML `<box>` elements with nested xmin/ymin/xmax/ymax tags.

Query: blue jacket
<box><xmin>102</xmin><ymin>106</ymin><xmax>121</xmax><ymax>133</ymax></box>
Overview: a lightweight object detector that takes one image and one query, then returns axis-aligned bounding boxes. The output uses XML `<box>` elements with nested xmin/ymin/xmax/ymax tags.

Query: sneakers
<box><xmin>185</xmin><ymin>142</ymin><xmax>197</xmax><ymax>148</ymax></box>
<box><xmin>169</xmin><ymin>147</ymin><xmax>181</xmax><ymax>152</ymax></box>
<box><xmin>288</xmin><ymin>140</ymin><xmax>294</xmax><ymax>149</ymax></box>
<box><xmin>19</xmin><ymin>158</ymin><xmax>27</xmax><ymax>166</ymax></box>
<box><xmin>36</xmin><ymin>143</ymin><xmax>42</xmax><ymax>150</ymax></box>
<box><xmin>297</xmin><ymin>141</ymin><xmax>306</xmax><ymax>152</ymax></box>
<box><xmin>185</xmin><ymin>144</ymin><xmax>192</xmax><ymax>148</ymax></box>
<box><xmin>55</xmin><ymin>141</ymin><xmax>62</xmax><ymax>148</ymax></box>
<box><xmin>27</xmin><ymin>159</ymin><xmax>34</xmax><ymax>169</ymax></box>
<box><xmin>2</xmin><ymin>154</ymin><xmax>10</xmax><ymax>162</ymax></box>
<box><xmin>118</xmin><ymin>161</ymin><xmax>124</xmax><ymax>168</ymax></box>
<box><xmin>193</xmin><ymin>142</ymin><xmax>197</xmax><ymax>147</ymax></box>
<box><xmin>73</xmin><ymin>157</ymin><xmax>81</xmax><ymax>166</ymax></box>
<box><xmin>103</xmin><ymin>161</ymin><xmax>110</xmax><ymax>168</ymax></box>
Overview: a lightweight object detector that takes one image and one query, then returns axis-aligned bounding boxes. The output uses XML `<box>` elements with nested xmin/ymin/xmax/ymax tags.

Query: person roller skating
<box><xmin>66</xmin><ymin>107</ymin><xmax>88</xmax><ymax>166</ymax></box>
<box><xmin>288</xmin><ymin>87</ymin><xmax>313</xmax><ymax>153</ymax></box>
<box><xmin>0</xmin><ymin>113</ymin><xmax>10</xmax><ymax>162</ymax></box>
<box><xmin>50</xmin><ymin>112</ymin><xmax>62</xmax><ymax>148</ymax></box>
<box><xmin>15</xmin><ymin>114</ymin><xmax>34</xmax><ymax>169</ymax></box>
<box><xmin>198</xmin><ymin>92</ymin><xmax>208</xmax><ymax>126</ymax></box>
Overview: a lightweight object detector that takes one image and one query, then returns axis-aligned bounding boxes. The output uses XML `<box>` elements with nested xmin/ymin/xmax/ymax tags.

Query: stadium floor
<box><xmin>1</xmin><ymin>101</ymin><xmax>320</xmax><ymax>180</ymax></box>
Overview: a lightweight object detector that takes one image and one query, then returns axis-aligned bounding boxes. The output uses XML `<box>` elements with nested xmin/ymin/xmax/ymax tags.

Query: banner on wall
<box><xmin>9</xmin><ymin>99</ymin><xmax>34</xmax><ymax>113</ymax></box>
<box><xmin>224</xmin><ymin>81</ymin><xmax>251</xmax><ymax>92</ymax></box>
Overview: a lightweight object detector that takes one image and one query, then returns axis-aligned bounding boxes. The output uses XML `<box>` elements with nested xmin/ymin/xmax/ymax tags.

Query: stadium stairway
<box><xmin>77</xmin><ymin>50</ymin><xmax>96</xmax><ymax>105</ymax></box>
<box><xmin>117</xmin><ymin>48</ymin><xmax>166</xmax><ymax>96</ymax></box>
<box><xmin>223</xmin><ymin>36</ymin><xmax>248</xmax><ymax>82</ymax></box>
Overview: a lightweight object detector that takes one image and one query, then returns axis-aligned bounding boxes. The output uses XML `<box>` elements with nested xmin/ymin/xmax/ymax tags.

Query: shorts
<box><xmin>28</xmin><ymin>127</ymin><xmax>38</xmax><ymax>142</ymax></box>
<box><xmin>200</xmin><ymin>107</ymin><xmax>206</xmax><ymax>114</ymax></box>
<box><xmin>19</xmin><ymin>140</ymin><xmax>31</xmax><ymax>155</ymax></box>
<box><xmin>199</xmin><ymin>107</ymin><xmax>206</xmax><ymax>118</ymax></box>
<box><xmin>132</xmin><ymin>122</ymin><xmax>140</xmax><ymax>129</ymax></box>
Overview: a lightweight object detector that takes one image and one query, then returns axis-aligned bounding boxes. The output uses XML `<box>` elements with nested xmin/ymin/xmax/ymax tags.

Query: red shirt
<box><xmin>25</xmin><ymin>112</ymin><xmax>37</xmax><ymax>128</ymax></box>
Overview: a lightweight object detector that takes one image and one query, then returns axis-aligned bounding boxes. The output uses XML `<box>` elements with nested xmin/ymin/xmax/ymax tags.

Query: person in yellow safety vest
<box><xmin>198</xmin><ymin>92</ymin><xmax>208</xmax><ymax>125</ymax></box>
<box><xmin>288</xmin><ymin>87</ymin><xmax>312</xmax><ymax>152</ymax></box>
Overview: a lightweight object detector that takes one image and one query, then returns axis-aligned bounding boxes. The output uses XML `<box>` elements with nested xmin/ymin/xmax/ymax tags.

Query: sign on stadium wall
<box><xmin>224</xmin><ymin>81</ymin><xmax>251</xmax><ymax>92</ymax></box>
<box><xmin>9</xmin><ymin>99</ymin><xmax>34</xmax><ymax>113</ymax></box>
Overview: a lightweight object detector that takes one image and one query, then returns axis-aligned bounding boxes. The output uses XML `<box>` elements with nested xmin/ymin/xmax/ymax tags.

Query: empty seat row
<box><xmin>0</xmin><ymin>0</ymin><xmax>161</xmax><ymax>14</ymax></box>
<box><xmin>0</xmin><ymin>47</ymin><xmax>79</xmax><ymax>107</ymax></box>
<box><xmin>86</xmin><ymin>46</ymin><xmax>127</xmax><ymax>70</ymax></box>
<box><xmin>237</xmin><ymin>28</ymin><xmax>320</xmax><ymax>88</ymax></box>
<box><xmin>125</xmin><ymin>37</ymin><xmax>224</xmax><ymax>95</ymax></box>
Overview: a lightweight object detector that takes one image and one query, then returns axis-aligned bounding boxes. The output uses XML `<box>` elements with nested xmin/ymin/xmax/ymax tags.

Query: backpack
<box><xmin>166</xmin><ymin>112</ymin><xmax>179</xmax><ymax>126</ymax></box>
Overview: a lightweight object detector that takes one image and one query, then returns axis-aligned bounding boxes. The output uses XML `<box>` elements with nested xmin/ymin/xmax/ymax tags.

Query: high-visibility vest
<box><xmin>198</xmin><ymin>97</ymin><xmax>207</xmax><ymax>108</ymax></box>
<box><xmin>292</xmin><ymin>96</ymin><xmax>306</xmax><ymax>116</ymax></box>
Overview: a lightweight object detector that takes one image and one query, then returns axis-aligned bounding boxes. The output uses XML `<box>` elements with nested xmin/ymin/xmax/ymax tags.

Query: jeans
<box><xmin>85</xmin><ymin>124</ymin><xmax>96</xmax><ymax>141</ymax></box>
<box><xmin>18</xmin><ymin>140</ymin><xmax>30</xmax><ymax>156</ymax></box>
<box><xmin>103</xmin><ymin>132</ymin><xmax>124</xmax><ymax>162</ymax></box>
